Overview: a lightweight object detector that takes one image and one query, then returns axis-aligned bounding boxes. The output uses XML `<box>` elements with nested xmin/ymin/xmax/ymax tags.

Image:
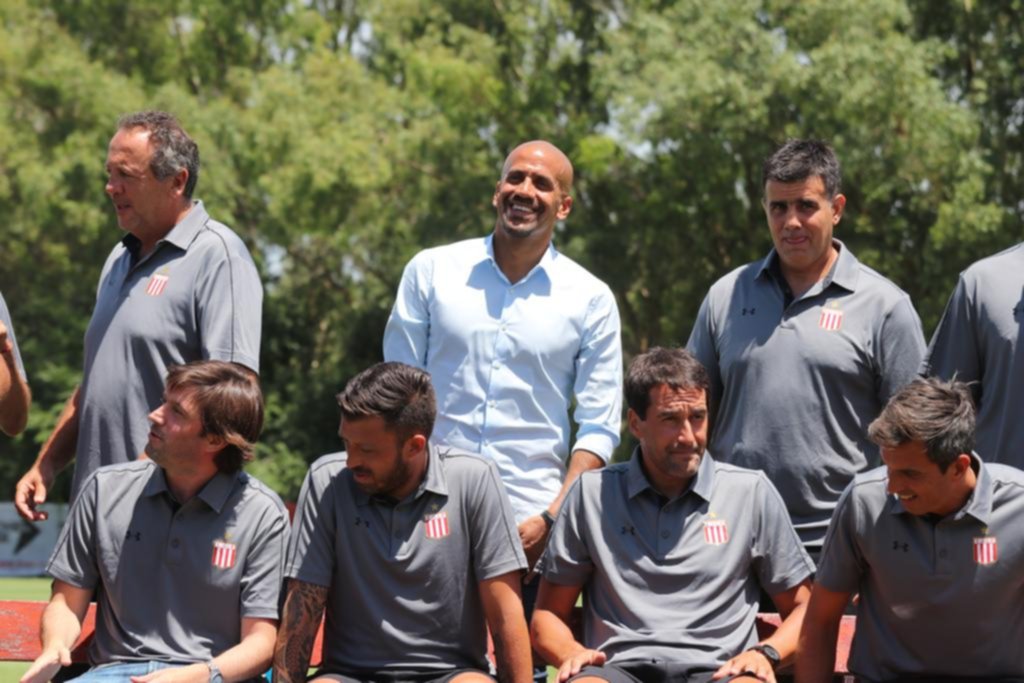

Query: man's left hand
<box><xmin>130</xmin><ymin>663</ymin><xmax>209</xmax><ymax>683</ymax></box>
<box><xmin>518</xmin><ymin>514</ymin><xmax>550</xmax><ymax>569</ymax></box>
<box><xmin>712</xmin><ymin>649</ymin><xmax>775</xmax><ymax>683</ymax></box>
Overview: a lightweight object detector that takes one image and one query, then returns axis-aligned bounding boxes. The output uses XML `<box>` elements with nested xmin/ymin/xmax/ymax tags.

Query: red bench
<box><xmin>0</xmin><ymin>600</ymin><xmax>854</xmax><ymax>678</ymax></box>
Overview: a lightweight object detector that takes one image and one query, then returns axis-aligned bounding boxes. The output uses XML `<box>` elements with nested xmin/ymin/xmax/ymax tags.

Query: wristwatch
<box><xmin>205</xmin><ymin>660</ymin><xmax>223</xmax><ymax>683</ymax></box>
<box><xmin>539</xmin><ymin>509</ymin><xmax>556</xmax><ymax>528</ymax></box>
<box><xmin>748</xmin><ymin>643</ymin><xmax>781</xmax><ymax>670</ymax></box>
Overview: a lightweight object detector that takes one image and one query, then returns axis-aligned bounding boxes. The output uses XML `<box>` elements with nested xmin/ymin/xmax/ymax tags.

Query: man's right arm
<box><xmin>794</xmin><ymin>584</ymin><xmax>850</xmax><ymax>683</ymax></box>
<box><xmin>530</xmin><ymin>579</ymin><xmax>605</xmax><ymax>682</ymax></box>
<box><xmin>0</xmin><ymin>319</ymin><xmax>31</xmax><ymax>436</ymax></box>
<box><xmin>382</xmin><ymin>254</ymin><xmax>431</xmax><ymax>367</ymax></box>
<box><xmin>272</xmin><ymin>579</ymin><xmax>328</xmax><ymax>683</ymax></box>
<box><xmin>14</xmin><ymin>386</ymin><xmax>81</xmax><ymax>521</ymax></box>
<box><xmin>19</xmin><ymin>580</ymin><xmax>92</xmax><ymax>683</ymax></box>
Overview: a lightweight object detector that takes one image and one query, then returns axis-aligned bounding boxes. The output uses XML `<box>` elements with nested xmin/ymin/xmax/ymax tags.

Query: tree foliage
<box><xmin>0</xmin><ymin>0</ymin><xmax>1017</xmax><ymax>496</ymax></box>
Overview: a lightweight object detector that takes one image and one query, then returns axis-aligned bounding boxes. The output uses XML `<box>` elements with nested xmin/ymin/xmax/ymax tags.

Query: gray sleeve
<box><xmin>195</xmin><ymin>250</ymin><xmax>262</xmax><ymax>373</ymax></box>
<box><xmin>46</xmin><ymin>474</ymin><xmax>100</xmax><ymax>589</ymax></box>
<box><xmin>686</xmin><ymin>294</ymin><xmax>723</xmax><ymax>421</ymax></box>
<box><xmin>539</xmin><ymin>477</ymin><xmax>592</xmax><ymax>586</ymax></box>
<box><xmin>815</xmin><ymin>484</ymin><xmax>865</xmax><ymax>594</ymax></box>
<box><xmin>751</xmin><ymin>474</ymin><xmax>815</xmax><ymax>594</ymax></box>
<box><xmin>876</xmin><ymin>295</ymin><xmax>926</xmax><ymax>402</ymax></box>
<box><xmin>239</xmin><ymin>503</ymin><xmax>290</xmax><ymax>619</ymax></box>
<box><xmin>284</xmin><ymin>467</ymin><xmax>336</xmax><ymax>587</ymax></box>
<box><xmin>468</xmin><ymin>461</ymin><xmax>528</xmax><ymax>580</ymax></box>
<box><xmin>0</xmin><ymin>293</ymin><xmax>26</xmax><ymax>381</ymax></box>
<box><xmin>922</xmin><ymin>276</ymin><xmax>980</xmax><ymax>397</ymax></box>
<box><xmin>383</xmin><ymin>253</ymin><xmax>431</xmax><ymax>367</ymax></box>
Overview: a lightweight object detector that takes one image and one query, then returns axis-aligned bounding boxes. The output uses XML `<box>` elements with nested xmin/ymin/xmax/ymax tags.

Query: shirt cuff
<box><xmin>572</xmin><ymin>432</ymin><xmax>617</xmax><ymax>463</ymax></box>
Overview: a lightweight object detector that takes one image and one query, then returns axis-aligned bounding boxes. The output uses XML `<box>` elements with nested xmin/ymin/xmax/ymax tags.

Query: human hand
<box><xmin>557</xmin><ymin>648</ymin><xmax>607</xmax><ymax>682</ymax></box>
<box><xmin>130</xmin><ymin>662</ymin><xmax>209</xmax><ymax>683</ymax></box>
<box><xmin>518</xmin><ymin>514</ymin><xmax>550</xmax><ymax>569</ymax></box>
<box><xmin>20</xmin><ymin>645</ymin><xmax>71</xmax><ymax>683</ymax></box>
<box><xmin>712</xmin><ymin>648</ymin><xmax>775</xmax><ymax>683</ymax></box>
<box><xmin>14</xmin><ymin>465</ymin><xmax>51</xmax><ymax>522</ymax></box>
<box><xmin>0</xmin><ymin>320</ymin><xmax>11</xmax><ymax>355</ymax></box>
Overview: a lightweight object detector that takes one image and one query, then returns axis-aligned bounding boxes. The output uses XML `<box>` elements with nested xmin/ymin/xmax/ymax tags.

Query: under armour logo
<box><xmin>354</xmin><ymin>516</ymin><xmax>370</xmax><ymax>528</ymax></box>
<box><xmin>742</xmin><ymin>308</ymin><xmax>757</xmax><ymax>316</ymax></box>
<box><xmin>620</xmin><ymin>525</ymin><xmax>635</xmax><ymax>535</ymax></box>
<box><xmin>892</xmin><ymin>541</ymin><xmax>909</xmax><ymax>552</ymax></box>
<box><xmin>125</xmin><ymin>530</ymin><xmax>141</xmax><ymax>542</ymax></box>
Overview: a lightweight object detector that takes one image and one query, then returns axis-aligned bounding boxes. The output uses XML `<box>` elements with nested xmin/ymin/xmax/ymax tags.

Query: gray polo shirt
<box><xmin>73</xmin><ymin>201</ymin><xmax>262</xmax><ymax>497</ymax></box>
<box><xmin>686</xmin><ymin>241</ymin><xmax>925</xmax><ymax>549</ymax></box>
<box><xmin>47</xmin><ymin>460</ymin><xmax>289</xmax><ymax>666</ymax></box>
<box><xmin>923</xmin><ymin>242</ymin><xmax>1024</xmax><ymax>466</ymax></box>
<box><xmin>817</xmin><ymin>455</ymin><xmax>1024</xmax><ymax>681</ymax></box>
<box><xmin>540</xmin><ymin>449</ymin><xmax>813</xmax><ymax>669</ymax></box>
<box><xmin>285</xmin><ymin>445</ymin><xmax>527</xmax><ymax>674</ymax></box>
<box><xmin>0</xmin><ymin>291</ymin><xmax>26</xmax><ymax>380</ymax></box>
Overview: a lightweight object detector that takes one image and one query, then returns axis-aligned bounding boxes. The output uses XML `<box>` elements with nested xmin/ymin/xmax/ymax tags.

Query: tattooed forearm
<box><xmin>273</xmin><ymin>579</ymin><xmax>328</xmax><ymax>683</ymax></box>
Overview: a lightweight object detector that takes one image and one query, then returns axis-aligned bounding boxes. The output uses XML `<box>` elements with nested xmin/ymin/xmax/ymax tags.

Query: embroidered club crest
<box><xmin>145</xmin><ymin>273</ymin><xmax>170</xmax><ymax>297</ymax></box>
<box><xmin>211</xmin><ymin>540</ymin><xmax>237</xmax><ymax>569</ymax></box>
<box><xmin>424</xmin><ymin>511</ymin><xmax>450</xmax><ymax>540</ymax></box>
<box><xmin>973</xmin><ymin>537</ymin><xmax>998</xmax><ymax>565</ymax></box>
<box><xmin>819</xmin><ymin>303</ymin><xmax>844</xmax><ymax>331</ymax></box>
<box><xmin>703</xmin><ymin>519</ymin><xmax>729</xmax><ymax>545</ymax></box>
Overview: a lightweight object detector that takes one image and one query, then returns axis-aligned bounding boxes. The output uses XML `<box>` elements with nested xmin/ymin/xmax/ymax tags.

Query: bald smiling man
<box><xmin>384</xmin><ymin>142</ymin><xmax>623</xmax><ymax>675</ymax></box>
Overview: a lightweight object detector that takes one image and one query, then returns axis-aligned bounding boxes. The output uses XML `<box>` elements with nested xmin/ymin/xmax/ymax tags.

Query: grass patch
<box><xmin>0</xmin><ymin>577</ymin><xmax>50</xmax><ymax>601</ymax></box>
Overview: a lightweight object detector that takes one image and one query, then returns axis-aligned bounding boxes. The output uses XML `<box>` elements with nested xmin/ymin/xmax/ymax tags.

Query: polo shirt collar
<box><xmin>756</xmin><ymin>239</ymin><xmax>859</xmax><ymax>293</ymax></box>
<box><xmin>120</xmin><ymin>200</ymin><xmax>209</xmax><ymax>257</ymax></box>
<box><xmin>484</xmin><ymin>233</ymin><xmax>557</xmax><ymax>286</ymax></box>
<box><xmin>351</xmin><ymin>443</ymin><xmax>448</xmax><ymax>507</ymax></box>
<box><xmin>888</xmin><ymin>452</ymin><xmax>992</xmax><ymax>524</ymax></box>
<box><xmin>141</xmin><ymin>463</ymin><xmax>240</xmax><ymax>513</ymax></box>
<box><xmin>626</xmin><ymin>445</ymin><xmax>716</xmax><ymax>503</ymax></box>
<box><xmin>955</xmin><ymin>452</ymin><xmax>993</xmax><ymax>525</ymax></box>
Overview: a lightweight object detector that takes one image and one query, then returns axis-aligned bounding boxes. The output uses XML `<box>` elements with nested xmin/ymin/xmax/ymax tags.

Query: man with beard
<box><xmin>273</xmin><ymin>362</ymin><xmax>531</xmax><ymax>683</ymax></box>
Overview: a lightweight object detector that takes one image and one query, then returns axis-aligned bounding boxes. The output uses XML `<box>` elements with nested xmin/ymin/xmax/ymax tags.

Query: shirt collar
<box><xmin>141</xmin><ymin>462</ymin><xmax>240</xmax><ymax>513</ymax></box>
<box><xmin>484</xmin><ymin>233</ymin><xmax>557</xmax><ymax>286</ymax></box>
<box><xmin>120</xmin><ymin>200</ymin><xmax>209</xmax><ymax>256</ymax></box>
<box><xmin>756</xmin><ymin>239</ymin><xmax>858</xmax><ymax>293</ymax></box>
<box><xmin>888</xmin><ymin>452</ymin><xmax>991</xmax><ymax>524</ymax></box>
<box><xmin>626</xmin><ymin>445</ymin><xmax>716</xmax><ymax>503</ymax></box>
<box><xmin>352</xmin><ymin>442</ymin><xmax>448</xmax><ymax>507</ymax></box>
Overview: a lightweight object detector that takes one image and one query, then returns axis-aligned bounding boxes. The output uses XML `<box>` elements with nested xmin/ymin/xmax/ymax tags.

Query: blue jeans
<box><xmin>69</xmin><ymin>661</ymin><xmax>182</xmax><ymax>681</ymax></box>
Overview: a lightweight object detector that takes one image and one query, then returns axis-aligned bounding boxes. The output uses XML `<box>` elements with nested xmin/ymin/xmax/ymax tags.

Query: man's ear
<box><xmin>627</xmin><ymin>408</ymin><xmax>644</xmax><ymax>440</ymax></box>
<box><xmin>403</xmin><ymin>433</ymin><xmax>428</xmax><ymax>458</ymax></box>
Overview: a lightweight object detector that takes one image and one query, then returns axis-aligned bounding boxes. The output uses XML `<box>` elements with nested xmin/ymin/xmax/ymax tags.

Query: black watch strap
<box><xmin>539</xmin><ymin>509</ymin><xmax>555</xmax><ymax>528</ymax></box>
<box><xmin>748</xmin><ymin>643</ymin><xmax>781</xmax><ymax>670</ymax></box>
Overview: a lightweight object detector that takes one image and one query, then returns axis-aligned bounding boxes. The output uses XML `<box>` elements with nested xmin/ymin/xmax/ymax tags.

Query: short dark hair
<box><xmin>337</xmin><ymin>362</ymin><xmax>436</xmax><ymax>443</ymax></box>
<box><xmin>762</xmin><ymin>139</ymin><xmax>841</xmax><ymax>199</ymax></box>
<box><xmin>165</xmin><ymin>361</ymin><xmax>263</xmax><ymax>474</ymax></box>
<box><xmin>625</xmin><ymin>347</ymin><xmax>709</xmax><ymax>419</ymax></box>
<box><xmin>868</xmin><ymin>377</ymin><xmax>975</xmax><ymax>472</ymax></box>
<box><xmin>117</xmin><ymin>110</ymin><xmax>200</xmax><ymax>199</ymax></box>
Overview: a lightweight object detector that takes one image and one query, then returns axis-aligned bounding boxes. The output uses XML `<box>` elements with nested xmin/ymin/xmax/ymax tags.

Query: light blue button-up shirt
<box><xmin>384</xmin><ymin>235</ymin><xmax>622</xmax><ymax>522</ymax></box>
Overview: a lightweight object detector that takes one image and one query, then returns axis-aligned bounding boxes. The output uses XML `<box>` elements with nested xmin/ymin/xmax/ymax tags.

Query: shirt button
<box><xmin>661</xmin><ymin>531</ymin><xmax>669</xmax><ymax>539</ymax></box>
<box><xmin>939</xmin><ymin>549</ymin><xmax>948</xmax><ymax>558</ymax></box>
<box><xmin>171</xmin><ymin>539</ymin><xmax>180</xmax><ymax>549</ymax></box>
<box><xmin>492</xmin><ymin>361</ymin><xmax>500</xmax><ymax>369</ymax></box>
<box><xmin>489</xmin><ymin>400</ymin><xmax>497</xmax><ymax>408</ymax></box>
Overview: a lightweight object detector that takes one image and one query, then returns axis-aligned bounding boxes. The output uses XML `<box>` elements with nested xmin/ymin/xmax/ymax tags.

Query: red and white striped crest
<box><xmin>703</xmin><ymin>519</ymin><xmax>729</xmax><ymax>546</ymax></box>
<box><xmin>145</xmin><ymin>273</ymin><xmax>170</xmax><ymax>297</ymax></box>
<box><xmin>819</xmin><ymin>307</ymin><xmax>844</xmax><ymax>331</ymax></box>
<box><xmin>974</xmin><ymin>537</ymin><xmax>998</xmax><ymax>565</ymax></box>
<box><xmin>211</xmin><ymin>540</ymin><xmax>237</xmax><ymax>569</ymax></box>
<box><xmin>424</xmin><ymin>511</ymin><xmax>450</xmax><ymax>540</ymax></box>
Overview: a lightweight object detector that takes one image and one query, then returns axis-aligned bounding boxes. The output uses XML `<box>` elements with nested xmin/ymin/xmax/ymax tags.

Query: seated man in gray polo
<box><xmin>21</xmin><ymin>361</ymin><xmax>289</xmax><ymax>683</ymax></box>
<box><xmin>532</xmin><ymin>348</ymin><xmax>814</xmax><ymax>683</ymax></box>
<box><xmin>798</xmin><ymin>377</ymin><xmax>1024</xmax><ymax>683</ymax></box>
<box><xmin>273</xmin><ymin>362</ymin><xmax>531</xmax><ymax>683</ymax></box>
